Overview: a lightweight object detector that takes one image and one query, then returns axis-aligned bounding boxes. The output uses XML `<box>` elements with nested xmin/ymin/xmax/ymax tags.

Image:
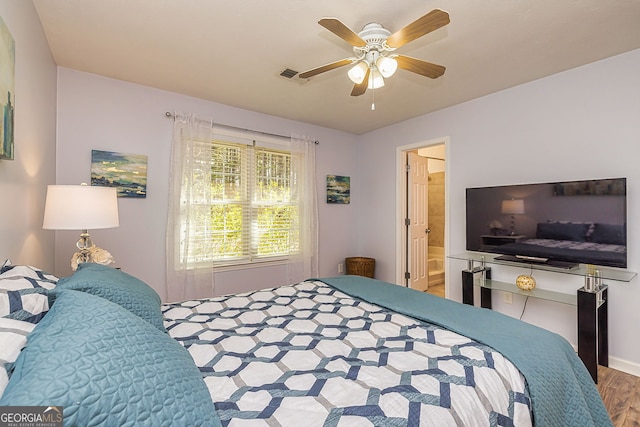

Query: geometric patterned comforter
<box><xmin>163</xmin><ymin>280</ymin><xmax>532</xmax><ymax>426</ymax></box>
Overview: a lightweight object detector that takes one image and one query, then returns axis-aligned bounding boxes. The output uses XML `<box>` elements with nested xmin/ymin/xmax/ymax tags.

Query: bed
<box><xmin>495</xmin><ymin>222</ymin><xmax>627</xmax><ymax>268</ymax></box>
<box><xmin>0</xmin><ymin>262</ymin><xmax>612</xmax><ymax>426</ymax></box>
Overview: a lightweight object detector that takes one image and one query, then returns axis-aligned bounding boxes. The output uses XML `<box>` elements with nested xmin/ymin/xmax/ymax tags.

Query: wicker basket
<box><xmin>345</xmin><ymin>257</ymin><xmax>375</xmax><ymax>278</ymax></box>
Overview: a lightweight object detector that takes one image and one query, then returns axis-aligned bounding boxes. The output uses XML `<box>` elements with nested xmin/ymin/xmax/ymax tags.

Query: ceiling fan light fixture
<box><xmin>347</xmin><ymin>61</ymin><xmax>369</xmax><ymax>84</ymax></box>
<box><xmin>377</xmin><ymin>56</ymin><xmax>398</xmax><ymax>78</ymax></box>
<box><xmin>302</xmin><ymin>9</ymin><xmax>449</xmax><ymax>100</ymax></box>
<box><xmin>367</xmin><ymin>68</ymin><xmax>385</xmax><ymax>89</ymax></box>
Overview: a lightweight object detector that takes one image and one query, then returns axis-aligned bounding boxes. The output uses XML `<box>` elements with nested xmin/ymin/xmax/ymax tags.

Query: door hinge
<box><xmin>404</xmin><ymin>272</ymin><xmax>411</xmax><ymax>280</ymax></box>
<box><xmin>405</xmin><ymin>164</ymin><xmax>411</xmax><ymax>172</ymax></box>
<box><xmin>405</xmin><ymin>218</ymin><xmax>411</xmax><ymax>226</ymax></box>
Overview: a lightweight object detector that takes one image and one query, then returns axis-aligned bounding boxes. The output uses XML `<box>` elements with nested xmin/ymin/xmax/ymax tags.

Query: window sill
<box><xmin>211</xmin><ymin>258</ymin><xmax>289</xmax><ymax>273</ymax></box>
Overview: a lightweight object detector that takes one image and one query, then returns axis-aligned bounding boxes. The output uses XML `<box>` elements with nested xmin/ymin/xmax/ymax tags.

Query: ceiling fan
<box><xmin>299</xmin><ymin>9</ymin><xmax>450</xmax><ymax>98</ymax></box>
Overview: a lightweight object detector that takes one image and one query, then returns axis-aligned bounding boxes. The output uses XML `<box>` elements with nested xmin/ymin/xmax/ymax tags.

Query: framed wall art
<box><xmin>552</xmin><ymin>179</ymin><xmax>625</xmax><ymax>196</ymax></box>
<box><xmin>0</xmin><ymin>16</ymin><xmax>15</xmax><ymax>160</ymax></box>
<box><xmin>326</xmin><ymin>175</ymin><xmax>350</xmax><ymax>204</ymax></box>
<box><xmin>91</xmin><ymin>149</ymin><xmax>148</xmax><ymax>198</ymax></box>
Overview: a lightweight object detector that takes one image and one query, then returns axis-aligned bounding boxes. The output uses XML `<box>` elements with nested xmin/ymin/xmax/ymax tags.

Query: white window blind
<box><xmin>181</xmin><ymin>131</ymin><xmax>302</xmax><ymax>267</ymax></box>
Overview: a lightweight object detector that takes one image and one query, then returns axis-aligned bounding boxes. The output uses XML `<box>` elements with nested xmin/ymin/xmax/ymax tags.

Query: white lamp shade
<box><xmin>501</xmin><ymin>199</ymin><xmax>525</xmax><ymax>215</ymax></box>
<box><xmin>347</xmin><ymin>61</ymin><xmax>369</xmax><ymax>85</ymax></box>
<box><xmin>43</xmin><ymin>185</ymin><xmax>119</xmax><ymax>230</ymax></box>
<box><xmin>367</xmin><ymin>68</ymin><xmax>385</xmax><ymax>89</ymax></box>
<box><xmin>376</xmin><ymin>56</ymin><xmax>398</xmax><ymax>78</ymax></box>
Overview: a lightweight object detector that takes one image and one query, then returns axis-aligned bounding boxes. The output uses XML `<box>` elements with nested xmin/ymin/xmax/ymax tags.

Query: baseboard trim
<box><xmin>568</xmin><ymin>343</ymin><xmax>640</xmax><ymax>377</ymax></box>
<box><xmin>608</xmin><ymin>356</ymin><xmax>640</xmax><ymax>377</ymax></box>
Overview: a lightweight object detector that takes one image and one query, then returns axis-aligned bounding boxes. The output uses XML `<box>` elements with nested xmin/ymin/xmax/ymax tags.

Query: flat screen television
<box><xmin>465</xmin><ymin>178</ymin><xmax>627</xmax><ymax>269</ymax></box>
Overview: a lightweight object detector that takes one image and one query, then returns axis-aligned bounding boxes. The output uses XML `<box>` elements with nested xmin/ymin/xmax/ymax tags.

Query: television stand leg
<box><xmin>461</xmin><ymin>268</ymin><xmax>491</xmax><ymax>309</ymax></box>
<box><xmin>578</xmin><ymin>286</ymin><xmax>608</xmax><ymax>383</ymax></box>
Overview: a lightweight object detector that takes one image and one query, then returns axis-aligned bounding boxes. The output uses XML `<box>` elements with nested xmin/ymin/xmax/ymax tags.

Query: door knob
<box><xmin>425</xmin><ymin>228</ymin><xmax>431</xmax><ymax>234</ymax></box>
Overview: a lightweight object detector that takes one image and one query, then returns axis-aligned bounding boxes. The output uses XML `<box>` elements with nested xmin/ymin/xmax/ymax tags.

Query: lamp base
<box><xmin>509</xmin><ymin>215</ymin><xmax>517</xmax><ymax>235</ymax></box>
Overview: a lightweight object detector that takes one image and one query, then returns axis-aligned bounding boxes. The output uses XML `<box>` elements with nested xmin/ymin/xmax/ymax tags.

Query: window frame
<box><xmin>179</xmin><ymin>134</ymin><xmax>303</xmax><ymax>270</ymax></box>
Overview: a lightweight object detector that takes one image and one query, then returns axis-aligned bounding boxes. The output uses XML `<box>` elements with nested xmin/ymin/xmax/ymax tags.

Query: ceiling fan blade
<box><xmin>386</xmin><ymin>9</ymin><xmax>450</xmax><ymax>49</ymax></box>
<box><xmin>395</xmin><ymin>55</ymin><xmax>446</xmax><ymax>79</ymax></box>
<box><xmin>319</xmin><ymin>18</ymin><xmax>367</xmax><ymax>47</ymax></box>
<box><xmin>299</xmin><ymin>58</ymin><xmax>353</xmax><ymax>79</ymax></box>
<box><xmin>350</xmin><ymin>67</ymin><xmax>370</xmax><ymax>96</ymax></box>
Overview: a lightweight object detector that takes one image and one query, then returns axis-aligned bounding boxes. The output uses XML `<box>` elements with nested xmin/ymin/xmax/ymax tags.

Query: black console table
<box><xmin>453</xmin><ymin>253</ymin><xmax>636</xmax><ymax>383</ymax></box>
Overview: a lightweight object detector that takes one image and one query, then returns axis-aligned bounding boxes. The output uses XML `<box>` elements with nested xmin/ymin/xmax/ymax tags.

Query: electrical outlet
<box><xmin>338</xmin><ymin>263</ymin><xmax>344</xmax><ymax>274</ymax></box>
<box><xmin>503</xmin><ymin>291</ymin><xmax>513</xmax><ymax>304</ymax></box>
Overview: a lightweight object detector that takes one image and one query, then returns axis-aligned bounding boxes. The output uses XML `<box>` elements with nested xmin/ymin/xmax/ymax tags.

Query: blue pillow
<box><xmin>591</xmin><ymin>223</ymin><xmax>625</xmax><ymax>245</ymax></box>
<box><xmin>55</xmin><ymin>263</ymin><xmax>165</xmax><ymax>331</ymax></box>
<box><xmin>0</xmin><ymin>289</ymin><xmax>221</xmax><ymax>427</ymax></box>
<box><xmin>536</xmin><ymin>222</ymin><xmax>590</xmax><ymax>242</ymax></box>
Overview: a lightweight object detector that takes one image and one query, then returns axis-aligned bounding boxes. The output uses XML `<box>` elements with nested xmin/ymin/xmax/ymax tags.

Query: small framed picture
<box><xmin>91</xmin><ymin>149</ymin><xmax>148</xmax><ymax>198</ymax></box>
<box><xmin>326</xmin><ymin>175</ymin><xmax>350</xmax><ymax>204</ymax></box>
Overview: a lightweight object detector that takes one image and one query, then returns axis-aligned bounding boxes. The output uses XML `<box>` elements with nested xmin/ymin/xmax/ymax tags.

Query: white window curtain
<box><xmin>166</xmin><ymin>115</ymin><xmax>318</xmax><ymax>301</ymax></box>
<box><xmin>166</xmin><ymin>114</ymin><xmax>216</xmax><ymax>302</ymax></box>
<box><xmin>286</xmin><ymin>134</ymin><xmax>319</xmax><ymax>284</ymax></box>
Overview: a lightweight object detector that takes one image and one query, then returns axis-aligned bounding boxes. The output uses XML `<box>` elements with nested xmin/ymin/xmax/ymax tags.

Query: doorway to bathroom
<box><xmin>396</xmin><ymin>139</ymin><xmax>447</xmax><ymax>298</ymax></box>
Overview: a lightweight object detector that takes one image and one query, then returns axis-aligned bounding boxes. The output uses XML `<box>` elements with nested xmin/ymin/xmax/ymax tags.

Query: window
<box><xmin>167</xmin><ymin>114</ymin><xmax>317</xmax><ymax>300</ymax></box>
<box><xmin>181</xmin><ymin>138</ymin><xmax>302</xmax><ymax>267</ymax></box>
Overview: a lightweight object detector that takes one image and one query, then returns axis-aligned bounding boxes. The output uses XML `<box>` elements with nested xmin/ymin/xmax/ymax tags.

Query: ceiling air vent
<box><xmin>280</xmin><ymin>68</ymin><xmax>299</xmax><ymax>79</ymax></box>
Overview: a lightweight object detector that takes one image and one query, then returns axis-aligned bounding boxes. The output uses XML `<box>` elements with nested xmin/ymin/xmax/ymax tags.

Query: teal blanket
<box><xmin>318</xmin><ymin>276</ymin><xmax>612</xmax><ymax>427</ymax></box>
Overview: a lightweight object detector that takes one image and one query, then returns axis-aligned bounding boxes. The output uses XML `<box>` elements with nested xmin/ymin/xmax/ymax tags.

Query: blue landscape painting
<box><xmin>326</xmin><ymin>175</ymin><xmax>350</xmax><ymax>204</ymax></box>
<box><xmin>0</xmin><ymin>17</ymin><xmax>15</xmax><ymax>160</ymax></box>
<box><xmin>91</xmin><ymin>150</ymin><xmax>147</xmax><ymax>198</ymax></box>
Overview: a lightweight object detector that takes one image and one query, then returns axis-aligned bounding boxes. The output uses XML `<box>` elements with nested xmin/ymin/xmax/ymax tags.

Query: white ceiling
<box><xmin>32</xmin><ymin>0</ymin><xmax>640</xmax><ymax>135</ymax></box>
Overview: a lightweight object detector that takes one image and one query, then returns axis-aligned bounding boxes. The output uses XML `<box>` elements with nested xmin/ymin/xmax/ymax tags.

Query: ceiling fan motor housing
<box><xmin>359</xmin><ymin>23</ymin><xmax>391</xmax><ymax>44</ymax></box>
<box><xmin>355</xmin><ymin>23</ymin><xmax>393</xmax><ymax>55</ymax></box>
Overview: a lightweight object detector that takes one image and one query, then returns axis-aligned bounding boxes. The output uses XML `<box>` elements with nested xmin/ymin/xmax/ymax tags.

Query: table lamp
<box><xmin>501</xmin><ymin>198</ymin><xmax>524</xmax><ymax>236</ymax></box>
<box><xmin>43</xmin><ymin>184</ymin><xmax>119</xmax><ymax>270</ymax></box>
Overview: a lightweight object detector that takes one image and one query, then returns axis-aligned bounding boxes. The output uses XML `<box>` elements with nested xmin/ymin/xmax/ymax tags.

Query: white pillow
<box><xmin>0</xmin><ymin>317</ymin><xmax>36</xmax><ymax>397</ymax></box>
<box><xmin>0</xmin><ymin>262</ymin><xmax>58</xmax><ymax>289</ymax></box>
<box><xmin>0</xmin><ymin>262</ymin><xmax>58</xmax><ymax>324</ymax></box>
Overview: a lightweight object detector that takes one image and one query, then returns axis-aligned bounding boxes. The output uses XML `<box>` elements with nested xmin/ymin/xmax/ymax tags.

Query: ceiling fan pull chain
<box><xmin>371</xmin><ymin>86</ymin><xmax>376</xmax><ymax>111</ymax></box>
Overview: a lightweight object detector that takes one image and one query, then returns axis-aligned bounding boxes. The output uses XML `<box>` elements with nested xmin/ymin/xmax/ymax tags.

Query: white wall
<box><xmin>48</xmin><ymin>18</ymin><xmax>640</xmax><ymax>372</ymax></box>
<box><xmin>6</xmin><ymin>0</ymin><xmax>638</xmax><ymax>378</ymax></box>
<box><xmin>0</xmin><ymin>1</ymin><xmax>57</xmax><ymax>270</ymax></box>
<box><xmin>358</xmin><ymin>49</ymin><xmax>640</xmax><ymax>373</ymax></box>
<box><xmin>55</xmin><ymin>69</ymin><xmax>360</xmax><ymax>299</ymax></box>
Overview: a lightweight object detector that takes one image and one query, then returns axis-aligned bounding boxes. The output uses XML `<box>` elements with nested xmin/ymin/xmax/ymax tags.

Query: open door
<box><xmin>407</xmin><ymin>151</ymin><xmax>429</xmax><ymax>291</ymax></box>
<box><xmin>397</xmin><ymin>140</ymin><xmax>446</xmax><ymax>296</ymax></box>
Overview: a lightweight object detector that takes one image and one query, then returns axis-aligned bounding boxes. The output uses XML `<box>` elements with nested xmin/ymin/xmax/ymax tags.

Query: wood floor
<box><xmin>424</xmin><ymin>286</ymin><xmax>639</xmax><ymax>425</ymax></box>
<box><xmin>426</xmin><ymin>283</ymin><xmax>445</xmax><ymax>298</ymax></box>
<box><xmin>598</xmin><ymin>366</ymin><xmax>640</xmax><ymax>426</ymax></box>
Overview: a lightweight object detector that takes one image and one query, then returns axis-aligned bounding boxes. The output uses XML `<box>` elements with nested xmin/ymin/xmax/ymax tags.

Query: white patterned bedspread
<box><xmin>163</xmin><ymin>280</ymin><xmax>532</xmax><ymax>426</ymax></box>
